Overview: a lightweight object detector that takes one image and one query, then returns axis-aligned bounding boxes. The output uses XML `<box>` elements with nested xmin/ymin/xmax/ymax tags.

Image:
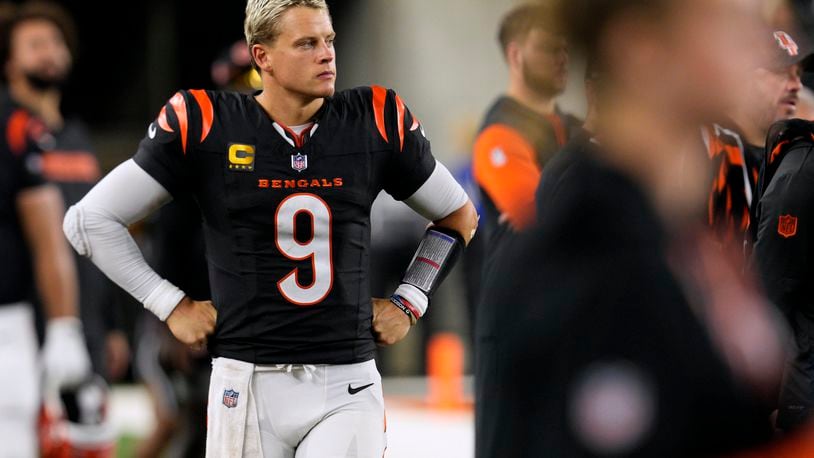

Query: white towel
<box><xmin>206</xmin><ymin>357</ymin><xmax>262</xmax><ymax>457</ymax></box>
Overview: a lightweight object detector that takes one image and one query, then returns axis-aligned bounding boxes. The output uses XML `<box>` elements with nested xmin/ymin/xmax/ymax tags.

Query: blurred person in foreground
<box><xmin>476</xmin><ymin>0</ymin><xmax>794</xmax><ymax>456</ymax></box>
<box><xmin>0</xmin><ymin>10</ymin><xmax>90</xmax><ymax>457</ymax></box>
<box><xmin>703</xmin><ymin>29</ymin><xmax>809</xmax><ymax>261</ymax></box>
<box><xmin>134</xmin><ymin>40</ymin><xmax>256</xmax><ymax>458</ymax></box>
<box><xmin>64</xmin><ymin>0</ymin><xmax>478</xmax><ymax>456</ymax></box>
<box><xmin>535</xmin><ymin>62</ymin><xmax>600</xmax><ymax>221</ymax></box>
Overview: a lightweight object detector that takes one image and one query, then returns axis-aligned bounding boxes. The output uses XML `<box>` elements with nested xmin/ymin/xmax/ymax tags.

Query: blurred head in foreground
<box><xmin>556</xmin><ymin>0</ymin><xmax>767</xmax><ymax>123</ymax></box>
<box><xmin>499</xmin><ymin>3</ymin><xmax>569</xmax><ymax>100</ymax></box>
<box><xmin>552</xmin><ymin>0</ymin><xmax>770</xmax><ymax>220</ymax></box>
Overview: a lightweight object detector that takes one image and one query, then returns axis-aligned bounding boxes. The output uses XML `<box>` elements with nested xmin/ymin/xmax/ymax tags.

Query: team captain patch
<box><xmin>223</xmin><ymin>389</ymin><xmax>239</xmax><ymax>408</ymax></box>
<box><xmin>228</xmin><ymin>144</ymin><xmax>256</xmax><ymax>172</ymax></box>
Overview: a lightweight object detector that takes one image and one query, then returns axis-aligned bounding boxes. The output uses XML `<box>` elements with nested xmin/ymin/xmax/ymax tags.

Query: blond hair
<box><xmin>245</xmin><ymin>0</ymin><xmax>329</xmax><ymax>68</ymax></box>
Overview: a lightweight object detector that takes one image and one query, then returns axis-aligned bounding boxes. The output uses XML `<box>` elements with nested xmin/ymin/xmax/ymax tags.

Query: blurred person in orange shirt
<box><xmin>473</xmin><ymin>5</ymin><xmax>581</xmax><ymax>448</ymax></box>
<box><xmin>472</xmin><ymin>3</ymin><xmax>580</xmax><ymax>242</ymax></box>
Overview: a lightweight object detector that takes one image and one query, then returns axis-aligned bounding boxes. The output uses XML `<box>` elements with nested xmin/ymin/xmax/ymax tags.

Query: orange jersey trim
<box><xmin>472</xmin><ymin>124</ymin><xmax>541</xmax><ymax>229</ymax></box>
<box><xmin>395</xmin><ymin>94</ymin><xmax>406</xmax><ymax>151</ymax></box>
<box><xmin>276</xmin><ymin>122</ymin><xmax>309</xmax><ymax>148</ymax></box>
<box><xmin>169</xmin><ymin>92</ymin><xmax>189</xmax><ymax>153</ymax></box>
<box><xmin>371</xmin><ymin>85</ymin><xmax>388</xmax><ymax>143</ymax></box>
<box><xmin>41</xmin><ymin>150</ymin><xmax>101</xmax><ymax>183</ymax></box>
<box><xmin>545</xmin><ymin>113</ymin><xmax>567</xmax><ymax>147</ymax></box>
<box><xmin>189</xmin><ymin>89</ymin><xmax>214</xmax><ymax>143</ymax></box>
<box><xmin>7</xmin><ymin>109</ymin><xmax>30</xmax><ymax>155</ymax></box>
<box><xmin>769</xmin><ymin>140</ymin><xmax>789</xmax><ymax>165</ymax></box>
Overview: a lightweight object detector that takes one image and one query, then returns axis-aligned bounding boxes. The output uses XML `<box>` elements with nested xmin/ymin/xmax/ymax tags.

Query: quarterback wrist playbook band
<box><xmin>390</xmin><ymin>226</ymin><xmax>466</xmax><ymax>321</ymax></box>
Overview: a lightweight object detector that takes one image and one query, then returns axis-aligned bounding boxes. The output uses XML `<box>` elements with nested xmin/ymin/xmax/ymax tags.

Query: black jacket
<box><xmin>753</xmin><ymin>119</ymin><xmax>814</xmax><ymax>319</ymax></box>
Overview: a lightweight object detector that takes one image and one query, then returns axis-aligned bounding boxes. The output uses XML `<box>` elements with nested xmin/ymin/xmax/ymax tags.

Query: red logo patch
<box><xmin>778</xmin><ymin>215</ymin><xmax>798</xmax><ymax>238</ymax></box>
<box><xmin>774</xmin><ymin>31</ymin><xmax>799</xmax><ymax>57</ymax></box>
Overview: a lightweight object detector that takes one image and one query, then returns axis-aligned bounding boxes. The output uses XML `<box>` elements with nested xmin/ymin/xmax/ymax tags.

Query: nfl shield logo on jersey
<box><xmin>291</xmin><ymin>153</ymin><xmax>308</xmax><ymax>173</ymax></box>
<box><xmin>778</xmin><ymin>214</ymin><xmax>798</xmax><ymax>238</ymax></box>
<box><xmin>222</xmin><ymin>389</ymin><xmax>239</xmax><ymax>408</ymax></box>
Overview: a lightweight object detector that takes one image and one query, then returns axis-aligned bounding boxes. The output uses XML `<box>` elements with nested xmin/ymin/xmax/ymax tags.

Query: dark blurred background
<box><xmin>58</xmin><ymin>1</ymin><xmax>352</xmax><ymax>129</ymax></box>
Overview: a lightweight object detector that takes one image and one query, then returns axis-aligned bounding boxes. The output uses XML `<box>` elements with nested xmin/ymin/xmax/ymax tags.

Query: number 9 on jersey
<box><xmin>274</xmin><ymin>193</ymin><xmax>333</xmax><ymax>306</ymax></box>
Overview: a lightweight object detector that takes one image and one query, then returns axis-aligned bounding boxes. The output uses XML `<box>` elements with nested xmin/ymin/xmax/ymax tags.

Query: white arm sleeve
<box><xmin>403</xmin><ymin>160</ymin><xmax>469</xmax><ymax>221</ymax></box>
<box><xmin>63</xmin><ymin>159</ymin><xmax>184</xmax><ymax>321</ymax></box>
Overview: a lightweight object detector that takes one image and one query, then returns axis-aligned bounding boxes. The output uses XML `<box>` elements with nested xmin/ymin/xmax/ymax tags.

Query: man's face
<box><xmin>518</xmin><ymin>28</ymin><xmax>569</xmax><ymax>97</ymax></box>
<box><xmin>753</xmin><ymin>63</ymin><xmax>803</xmax><ymax>124</ymax></box>
<box><xmin>8</xmin><ymin>19</ymin><xmax>72</xmax><ymax>89</ymax></box>
<box><xmin>266</xmin><ymin>7</ymin><xmax>336</xmax><ymax>98</ymax></box>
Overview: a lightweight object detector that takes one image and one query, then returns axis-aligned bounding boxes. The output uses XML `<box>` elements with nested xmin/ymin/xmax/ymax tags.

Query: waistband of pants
<box><xmin>212</xmin><ymin>356</ymin><xmax>376</xmax><ymax>374</ymax></box>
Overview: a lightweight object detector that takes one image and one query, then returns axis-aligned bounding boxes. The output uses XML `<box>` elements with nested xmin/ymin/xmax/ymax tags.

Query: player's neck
<box><xmin>507</xmin><ymin>83</ymin><xmax>557</xmax><ymax>116</ymax></box>
<box><xmin>255</xmin><ymin>86</ymin><xmax>324</xmax><ymax>127</ymax></box>
<box><xmin>8</xmin><ymin>78</ymin><xmax>63</xmax><ymax>130</ymax></box>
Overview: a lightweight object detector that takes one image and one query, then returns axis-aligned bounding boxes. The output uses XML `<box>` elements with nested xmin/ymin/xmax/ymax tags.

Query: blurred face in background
<box><xmin>516</xmin><ymin>28</ymin><xmax>569</xmax><ymax>97</ymax></box>
<box><xmin>7</xmin><ymin>18</ymin><xmax>72</xmax><ymax>90</ymax></box>
<box><xmin>752</xmin><ymin>63</ymin><xmax>803</xmax><ymax>128</ymax></box>
<box><xmin>261</xmin><ymin>6</ymin><xmax>336</xmax><ymax>99</ymax></box>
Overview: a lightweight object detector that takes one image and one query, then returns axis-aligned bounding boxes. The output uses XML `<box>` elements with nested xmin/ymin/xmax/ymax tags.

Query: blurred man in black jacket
<box><xmin>753</xmin><ymin>119</ymin><xmax>814</xmax><ymax>432</ymax></box>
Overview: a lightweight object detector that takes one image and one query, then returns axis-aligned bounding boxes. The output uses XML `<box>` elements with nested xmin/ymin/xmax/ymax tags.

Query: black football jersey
<box><xmin>0</xmin><ymin>91</ymin><xmax>48</xmax><ymax>305</ymax></box>
<box><xmin>133</xmin><ymin>86</ymin><xmax>436</xmax><ymax>364</ymax></box>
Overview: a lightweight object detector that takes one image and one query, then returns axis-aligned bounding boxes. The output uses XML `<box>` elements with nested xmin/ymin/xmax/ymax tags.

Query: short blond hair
<box><xmin>245</xmin><ymin>0</ymin><xmax>329</xmax><ymax>67</ymax></box>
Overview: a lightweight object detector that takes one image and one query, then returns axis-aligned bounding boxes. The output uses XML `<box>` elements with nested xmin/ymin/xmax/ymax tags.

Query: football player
<box><xmin>0</xmin><ymin>75</ymin><xmax>90</xmax><ymax>457</ymax></box>
<box><xmin>63</xmin><ymin>0</ymin><xmax>477</xmax><ymax>457</ymax></box>
<box><xmin>1</xmin><ymin>0</ymin><xmax>130</xmax><ymax>383</ymax></box>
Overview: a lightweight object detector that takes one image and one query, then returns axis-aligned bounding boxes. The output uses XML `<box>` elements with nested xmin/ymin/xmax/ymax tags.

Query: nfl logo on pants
<box><xmin>223</xmin><ymin>389</ymin><xmax>239</xmax><ymax>408</ymax></box>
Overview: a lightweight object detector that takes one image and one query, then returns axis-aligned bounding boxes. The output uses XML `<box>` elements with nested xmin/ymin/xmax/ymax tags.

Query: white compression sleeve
<box><xmin>63</xmin><ymin>159</ymin><xmax>184</xmax><ymax>321</ymax></box>
<box><xmin>403</xmin><ymin>160</ymin><xmax>469</xmax><ymax>221</ymax></box>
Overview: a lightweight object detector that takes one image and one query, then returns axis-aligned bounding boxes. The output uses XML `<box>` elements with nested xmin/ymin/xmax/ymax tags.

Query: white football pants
<box><xmin>206</xmin><ymin>357</ymin><xmax>386</xmax><ymax>458</ymax></box>
<box><xmin>0</xmin><ymin>304</ymin><xmax>40</xmax><ymax>457</ymax></box>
